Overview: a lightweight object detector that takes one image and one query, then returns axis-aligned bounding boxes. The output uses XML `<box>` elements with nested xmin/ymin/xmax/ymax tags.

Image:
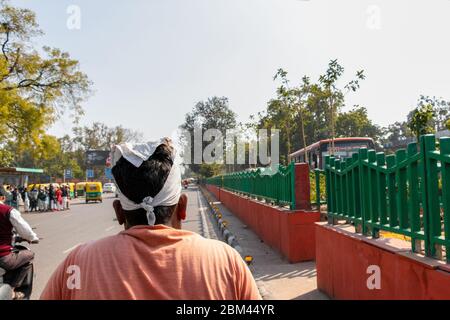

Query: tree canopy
<box><xmin>0</xmin><ymin>1</ymin><xmax>92</xmax><ymax>167</ymax></box>
<box><xmin>255</xmin><ymin>60</ymin><xmax>373</xmax><ymax>165</ymax></box>
<box><xmin>180</xmin><ymin>96</ymin><xmax>238</xmax><ymax>177</ymax></box>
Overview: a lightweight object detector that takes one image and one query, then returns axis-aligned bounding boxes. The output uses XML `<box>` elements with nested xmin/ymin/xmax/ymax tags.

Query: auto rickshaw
<box><xmin>85</xmin><ymin>182</ymin><xmax>103</xmax><ymax>203</ymax></box>
<box><xmin>28</xmin><ymin>183</ymin><xmax>47</xmax><ymax>191</ymax></box>
<box><xmin>76</xmin><ymin>182</ymin><xmax>86</xmax><ymax>197</ymax></box>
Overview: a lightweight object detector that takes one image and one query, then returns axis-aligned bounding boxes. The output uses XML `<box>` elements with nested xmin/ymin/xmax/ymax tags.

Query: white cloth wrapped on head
<box><xmin>111</xmin><ymin>138</ymin><xmax>182</xmax><ymax>226</ymax></box>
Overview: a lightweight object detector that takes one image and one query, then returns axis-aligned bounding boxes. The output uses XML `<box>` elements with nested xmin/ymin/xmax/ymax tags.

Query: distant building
<box><xmin>0</xmin><ymin>167</ymin><xmax>44</xmax><ymax>187</ymax></box>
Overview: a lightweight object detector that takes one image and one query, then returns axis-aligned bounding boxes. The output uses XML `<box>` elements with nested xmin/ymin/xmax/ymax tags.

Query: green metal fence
<box><xmin>206</xmin><ymin>163</ymin><xmax>296</xmax><ymax>210</ymax></box>
<box><xmin>311</xmin><ymin>169</ymin><xmax>326</xmax><ymax>207</ymax></box>
<box><xmin>325</xmin><ymin>134</ymin><xmax>450</xmax><ymax>262</ymax></box>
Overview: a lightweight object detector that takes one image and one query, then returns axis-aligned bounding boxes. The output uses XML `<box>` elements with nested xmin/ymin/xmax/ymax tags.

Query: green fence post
<box><xmin>359</xmin><ymin>148</ymin><xmax>369</xmax><ymax>235</ymax></box>
<box><xmin>329</xmin><ymin>157</ymin><xmax>337</xmax><ymax>224</ymax></box>
<box><xmin>422</xmin><ymin>135</ymin><xmax>442</xmax><ymax>259</ymax></box>
<box><xmin>375</xmin><ymin>152</ymin><xmax>386</xmax><ymax>238</ymax></box>
<box><xmin>367</xmin><ymin>150</ymin><xmax>378</xmax><ymax>236</ymax></box>
<box><xmin>352</xmin><ymin>153</ymin><xmax>362</xmax><ymax>232</ymax></box>
<box><xmin>395</xmin><ymin>149</ymin><xmax>408</xmax><ymax>231</ymax></box>
<box><xmin>386</xmin><ymin>154</ymin><xmax>397</xmax><ymax>229</ymax></box>
<box><xmin>407</xmin><ymin>142</ymin><xmax>421</xmax><ymax>253</ymax></box>
<box><xmin>439</xmin><ymin>137</ymin><xmax>450</xmax><ymax>262</ymax></box>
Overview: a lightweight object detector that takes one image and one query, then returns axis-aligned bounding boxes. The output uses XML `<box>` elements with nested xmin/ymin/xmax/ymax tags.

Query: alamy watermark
<box><xmin>67</xmin><ymin>5</ymin><xmax>82</xmax><ymax>30</ymax></box>
<box><xmin>66</xmin><ymin>265</ymin><xmax>81</xmax><ymax>290</ymax></box>
<box><xmin>180</xmin><ymin>128</ymin><xmax>280</xmax><ymax>174</ymax></box>
<box><xmin>366</xmin><ymin>4</ymin><xmax>382</xmax><ymax>30</ymax></box>
<box><xmin>366</xmin><ymin>265</ymin><xmax>381</xmax><ymax>290</ymax></box>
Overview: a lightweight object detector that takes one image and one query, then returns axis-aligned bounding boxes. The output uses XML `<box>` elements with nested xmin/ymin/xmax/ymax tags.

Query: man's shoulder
<box><xmin>65</xmin><ymin>234</ymin><xmax>124</xmax><ymax>260</ymax></box>
<box><xmin>188</xmin><ymin>234</ymin><xmax>241</xmax><ymax>259</ymax></box>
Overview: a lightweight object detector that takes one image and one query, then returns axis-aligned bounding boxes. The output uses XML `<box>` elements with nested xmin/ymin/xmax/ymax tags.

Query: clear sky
<box><xmin>11</xmin><ymin>0</ymin><xmax>450</xmax><ymax>141</ymax></box>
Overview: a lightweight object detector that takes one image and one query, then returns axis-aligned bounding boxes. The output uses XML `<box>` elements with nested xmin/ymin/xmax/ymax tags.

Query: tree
<box><xmin>180</xmin><ymin>96</ymin><xmax>237</xmax><ymax>176</ymax></box>
<box><xmin>336</xmin><ymin>106</ymin><xmax>382</xmax><ymax>146</ymax></box>
<box><xmin>254</xmin><ymin>62</ymin><xmax>366</xmax><ymax>165</ymax></box>
<box><xmin>198</xmin><ymin>163</ymin><xmax>223</xmax><ymax>178</ymax></box>
<box><xmin>72</xmin><ymin>123</ymin><xmax>143</xmax><ymax>152</ymax></box>
<box><xmin>16</xmin><ymin>123</ymin><xmax>143</xmax><ymax>181</ymax></box>
<box><xmin>407</xmin><ymin>104</ymin><xmax>436</xmax><ymax>140</ymax></box>
<box><xmin>272</xmin><ymin>70</ymin><xmax>312</xmax><ymax>163</ymax></box>
<box><xmin>381</xmin><ymin>121</ymin><xmax>413</xmax><ymax>152</ymax></box>
<box><xmin>0</xmin><ymin>1</ymin><xmax>92</xmax><ymax>166</ymax></box>
<box><xmin>417</xmin><ymin>95</ymin><xmax>450</xmax><ymax>131</ymax></box>
<box><xmin>318</xmin><ymin>59</ymin><xmax>365</xmax><ymax>155</ymax></box>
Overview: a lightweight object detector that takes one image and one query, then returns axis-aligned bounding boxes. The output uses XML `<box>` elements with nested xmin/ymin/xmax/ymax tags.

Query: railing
<box><xmin>311</xmin><ymin>169</ymin><xmax>326</xmax><ymax>207</ymax></box>
<box><xmin>325</xmin><ymin>134</ymin><xmax>450</xmax><ymax>262</ymax></box>
<box><xmin>206</xmin><ymin>163</ymin><xmax>296</xmax><ymax>209</ymax></box>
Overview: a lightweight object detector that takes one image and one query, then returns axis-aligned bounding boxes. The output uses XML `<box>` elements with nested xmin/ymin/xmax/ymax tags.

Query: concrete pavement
<box><xmin>201</xmin><ymin>187</ymin><xmax>329</xmax><ymax>300</ymax></box>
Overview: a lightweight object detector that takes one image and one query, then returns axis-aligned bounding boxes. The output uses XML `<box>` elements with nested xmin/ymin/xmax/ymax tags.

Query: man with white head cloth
<box><xmin>41</xmin><ymin>139</ymin><xmax>261</xmax><ymax>300</ymax></box>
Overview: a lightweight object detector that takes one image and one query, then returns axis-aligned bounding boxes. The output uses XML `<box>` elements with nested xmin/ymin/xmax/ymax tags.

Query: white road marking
<box><xmin>197</xmin><ymin>190</ymin><xmax>211</xmax><ymax>239</ymax></box>
<box><xmin>63</xmin><ymin>243</ymin><xmax>81</xmax><ymax>255</ymax></box>
<box><xmin>105</xmin><ymin>226</ymin><xmax>115</xmax><ymax>232</ymax></box>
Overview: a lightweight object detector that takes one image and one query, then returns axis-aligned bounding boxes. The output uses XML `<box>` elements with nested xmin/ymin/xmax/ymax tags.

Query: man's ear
<box><xmin>113</xmin><ymin>200</ymin><xmax>126</xmax><ymax>226</ymax></box>
<box><xmin>176</xmin><ymin>194</ymin><xmax>188</xmax><ymax>221</ymax></box>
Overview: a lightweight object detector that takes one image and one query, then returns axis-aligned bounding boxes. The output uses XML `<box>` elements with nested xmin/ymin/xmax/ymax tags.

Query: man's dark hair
<box><xmin>112</xmin><ymin>144</ymin><xmax>177</xmax><ymax>225</ymax></box>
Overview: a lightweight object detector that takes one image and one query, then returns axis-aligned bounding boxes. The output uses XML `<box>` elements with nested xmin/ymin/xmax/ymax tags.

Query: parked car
<box><xmin>103</xmin><ymin>183</ymin><xmax>117</xmax><ymax>194</ymax></box>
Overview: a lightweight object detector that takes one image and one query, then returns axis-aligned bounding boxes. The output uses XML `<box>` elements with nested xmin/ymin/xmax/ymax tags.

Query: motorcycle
<box><xmin>0</xmin><ymin>232</ymin><xmax>35</xmax><ymax>300</ymax></box>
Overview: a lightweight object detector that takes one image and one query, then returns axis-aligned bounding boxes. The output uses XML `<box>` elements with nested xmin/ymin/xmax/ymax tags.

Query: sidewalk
<box><xmin>201</xmin><ymin>187</ymin><xmax>328</xmax><ymax>300</ymax></box>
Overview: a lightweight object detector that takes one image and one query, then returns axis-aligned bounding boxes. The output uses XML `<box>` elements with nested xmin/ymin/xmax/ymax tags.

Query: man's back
<box><xmin>40</xmin><ymin>225</ymin><xmax>261</xmax><ymax>300</ymax></box>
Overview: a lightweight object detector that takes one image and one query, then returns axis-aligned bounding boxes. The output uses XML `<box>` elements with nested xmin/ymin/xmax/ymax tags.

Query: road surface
<box><xmin>22</xmin><ymin>186</ymin><xmax>221</xmax><ymax>300</ymax></box>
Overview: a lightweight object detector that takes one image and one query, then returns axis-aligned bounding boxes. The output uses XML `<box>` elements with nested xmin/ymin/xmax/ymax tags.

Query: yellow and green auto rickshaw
<box><xmin>85</xmin><ymin>182</ymin><xmax>103</xmax><ymax>203</ymax></box>
<box><xmin>76</xmin><ymin>182</ymin><xmax>86</xmax><ymax>197</ymax></box>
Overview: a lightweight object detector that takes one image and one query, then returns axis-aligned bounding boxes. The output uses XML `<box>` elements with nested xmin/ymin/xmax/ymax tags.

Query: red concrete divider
<box><xmin>205</xmin><ymin>164</ymin><xmax>321</xmax><ymax>263</ymax></box>
<box><xmin>316</xmin><ymin>222</ymin><xmax>450</xmax><ymax>299</ymax></box>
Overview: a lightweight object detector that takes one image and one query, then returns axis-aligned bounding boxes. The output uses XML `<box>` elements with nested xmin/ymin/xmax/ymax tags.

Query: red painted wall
<box><xmin>205</xmin><ymin>184</ymin><xmax>320</xmax><ymax>263</ymax></box>
<box><xmin>316</xmin><ymin>223</ymin><xmax>450</xmax><ymax>300</ymax></box>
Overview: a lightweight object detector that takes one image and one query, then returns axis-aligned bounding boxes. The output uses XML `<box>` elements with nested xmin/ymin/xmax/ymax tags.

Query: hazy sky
<box><xmin>11</xmin><ymin>0</ymin><xmax>450</xmax><ymax>141</ymax></box>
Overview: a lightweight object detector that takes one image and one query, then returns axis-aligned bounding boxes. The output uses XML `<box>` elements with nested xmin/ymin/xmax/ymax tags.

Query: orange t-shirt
<box><xmin>40</xmin><ymin>225</ymin><xmax>262</xmax><ymax>300</ymax></box>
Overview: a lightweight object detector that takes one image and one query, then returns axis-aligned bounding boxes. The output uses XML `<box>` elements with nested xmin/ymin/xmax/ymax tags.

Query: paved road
<box><xmin>21</xmin><ymin>186</ymin><xmax>220</xmax><ymax>300</ymax></box>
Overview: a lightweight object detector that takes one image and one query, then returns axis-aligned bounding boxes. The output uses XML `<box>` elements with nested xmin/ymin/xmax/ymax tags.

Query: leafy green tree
<box><xmin>72</xmin><ymin>122</ymin><xmax>143</xmax><ymax>152</ymax></box>
<box><xmin>17</xmin><ymin>123</ymin><xmax>142</xmax><ymax>181</ymax></box>
<box><xmin>180</xmin><ymin>96</ymin><xmax>237</xmax><ymax>177</ymax></box>
<box><xmin>381</xmin><ymin>121</ymin><xmax>413</xmax><ymax>152</ymax></box>
<box><xmin>417</xmin><ymin>95</ymin><xmax>450</xmax><ymax>131</ymax></box>
<box><xmin>271</xmin><ymin>70</ymin><xmax>312</xmax><ymax>163</ymax></box>
<box><xmin>0</xmin><ymin>1</ymin><xmax>92</xmax><ymax>166</ymax></box>
<box><xmin>198</xmin><ymin>163</ymin><xmax>223</xmax><ymax>178</ymax></box>
<box><xmin>407</xmin><ymin>104</ymin><xmax>436</xmax><ymax>140</ymax></box>
<box><xmin>255</xmin><ymin>61</ymin><xmax>366</xmax><ymax>165</ymax></box>
<box><xmin>318</xmin><ymin>60</ymin><xmax>365</xmax><ymax>155</ymax></box>
<box><xmin>336</xmin><ymin>106</ymin><xmax>382</xmax><ymax>145</ymax></box>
